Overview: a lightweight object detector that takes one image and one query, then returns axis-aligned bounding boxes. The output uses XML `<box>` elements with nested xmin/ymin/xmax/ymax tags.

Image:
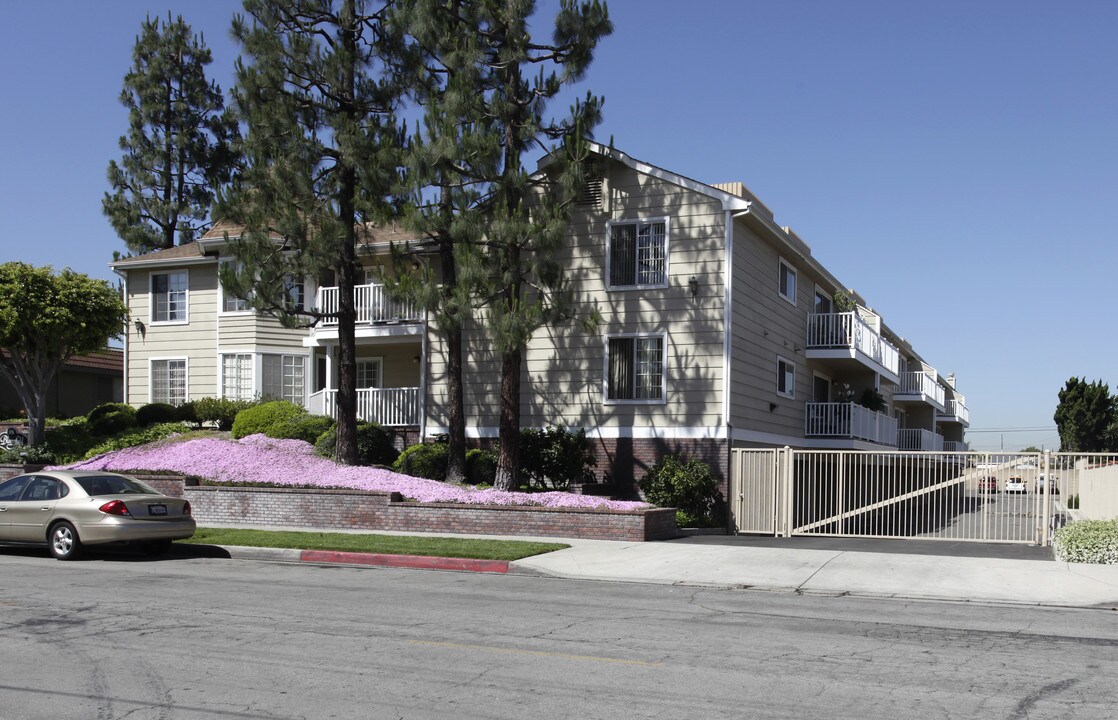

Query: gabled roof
<box><xmin>108</xmin><ymin>242</ymin><xmax>210</xmax><ymax>270</ymax></box>
<box><xmin>199</xmin><ymin>220</ymin><xmax>423</xmax><ymax>248</ymax></box>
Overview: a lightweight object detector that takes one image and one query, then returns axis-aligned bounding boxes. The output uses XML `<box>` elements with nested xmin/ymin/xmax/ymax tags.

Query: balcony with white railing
<box><xmin>315</xmin><ymin>284</ymin><xmax>423</xmax><ymax>327</ymax></box>
<box><xmin>805</xmin><ymin>402</ymin><xmax>899</xmax><ymax>446</ymax></box>
<box><xmin>937</xmin><ymin>399</ymin><xmax>970</xmax><ymax>427</ymax></box>
<box><xmin>805</xmin><ymin>312</ymin><xmax>900</xmax><ymax>383</ymax></box>
<box><xmin>897</xmin><ymin>428</ymin><xmax>946</xmax><ymax>451</ymax></box>
<box><xmin>943</xmin><ymin>440</ymin><xmax>969</xmax><ymax>452</ymax></box>
<box><xmin>308</xmin><ymin>387</ymin><xmax>421</xmax><ymax>426</ymax></box>
<box><xmin>894</xmin><ymin>371</ymin><xmax>946</xmax><ymax>411</ymax></box>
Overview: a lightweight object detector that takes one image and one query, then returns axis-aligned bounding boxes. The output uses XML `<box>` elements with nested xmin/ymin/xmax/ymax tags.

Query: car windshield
<box><xmin>75</xmin><ymin>475</ymin><xmax>158</xmax><ymax>496</ymax></box>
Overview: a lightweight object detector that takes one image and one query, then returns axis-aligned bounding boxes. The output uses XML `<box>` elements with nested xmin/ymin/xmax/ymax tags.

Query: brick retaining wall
<box><xmin>184</xmin><ymin>485</ymin><xmax>678</xmax><ymax>541</ymax></box>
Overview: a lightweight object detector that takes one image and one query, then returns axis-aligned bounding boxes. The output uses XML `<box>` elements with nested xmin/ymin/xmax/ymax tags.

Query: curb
<box><xmin>209</xmin><ymin>544</ymin><xmax>510</xmax><ymax>574</ymax></box>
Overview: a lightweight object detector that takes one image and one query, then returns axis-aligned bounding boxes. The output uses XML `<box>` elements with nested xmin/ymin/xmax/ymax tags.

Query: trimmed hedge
<box><xmin>639</xmin><ymin>454</ymin><xmax>720</xmax><ymax>528</ymax></box>
<box><xmin>1054</xmin><ymin>519</ymin><xmax>1118</xmax><ymax>564</ymax></box>
<box><xmin>231</xmin><ymin>401</ymin><xmax>306</xmax><ymax>439</ymax></box>
<box><xmin>465</xmin><ymin>449</ymin><xmax>498</xmax><ymax>485</ymax></box>
<box><xmin>136</xmin><ymin>403</ymin><xmax>179</xmax><ymax>426</ymax></box>
<box><xmin>86</xmin><ymin>403</ymin><xmax>137</xmax><ymax>435</ymax></box>
<box><xmin>314</xmin><ymin>422</ymin><xmax>398</xmax><ymax>466</ymax></box>
<box><xmin>520</xmin><ymin>426</ymin><xmax>596</xmax><ymax>490</ymax></box>
<box><xmin>266</xmin><ymin>414</ymin><xmax>335</xmax><ymax>444</ymax></box>
<box><xmin>393</xmin><ymin>442</ymin><xmax>448</xmax><ymax>481</ymax></box>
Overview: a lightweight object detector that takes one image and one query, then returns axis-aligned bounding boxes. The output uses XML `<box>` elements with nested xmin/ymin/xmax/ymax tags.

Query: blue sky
<box><xmin>3</xmin><ymin>1</ymin><xmax>1115</xmax><ymax>451</ymax></box>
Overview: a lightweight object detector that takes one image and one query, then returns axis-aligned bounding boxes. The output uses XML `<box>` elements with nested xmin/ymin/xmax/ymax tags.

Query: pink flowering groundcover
<box><xmin>57</xmin><ymin>434</ymin><xmax>649</xmax><ymax>511</ymax></box>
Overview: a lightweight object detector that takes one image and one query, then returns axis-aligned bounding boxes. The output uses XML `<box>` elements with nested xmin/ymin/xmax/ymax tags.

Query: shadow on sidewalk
<box><xmin>669</xmin><ymin>534</ymin><xmax>1055</xmax><ymax>561</ymax></box>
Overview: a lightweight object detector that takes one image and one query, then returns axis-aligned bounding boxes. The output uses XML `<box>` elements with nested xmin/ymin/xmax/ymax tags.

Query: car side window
<box><xmin>0</xmin><ymin>476</ymin><xmax>32</xmax><ymax>502</ymax></box>
<box><xmin>21</xmin><ymin>477</ymin><xmax>63</xmax><ymax>501</ymax></box>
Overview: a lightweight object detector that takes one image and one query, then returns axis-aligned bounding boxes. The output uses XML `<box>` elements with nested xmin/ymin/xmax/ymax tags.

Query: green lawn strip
<box><xmin>181</xmin><ymin>527</ymin><xmax>569</xmax><ymax>561</ymax></box>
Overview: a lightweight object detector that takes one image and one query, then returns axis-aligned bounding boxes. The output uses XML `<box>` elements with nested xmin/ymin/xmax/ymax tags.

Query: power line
<box><xmin>966</xmin><ymin>427</ymin><xmax>1056</xmax><ymax>433</ymax></box>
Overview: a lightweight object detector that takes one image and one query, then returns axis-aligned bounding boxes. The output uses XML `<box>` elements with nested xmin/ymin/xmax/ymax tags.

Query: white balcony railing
<box><xmin>806</xmin><ymin>312</ymin><xmax>900</xmax><ymax>376</ymax></box>
<box><xmin>310</xmin><ymin>387</ymin><xmax>421</xmax><ymax>426</ymax></box>
<box><xmin>805</xmin><ymin>402</ymin><xmax>899</xmax><ymax>446</ymax></box>
<box><xmin>940</xmin><ymin>399</ymin><xmax>970</xmax><ymax>424</ymax></box>
<box><xmin>315</xmin><ymin>284</ymin><xmax>422</xmax><ymax>326</ymax></box>
<box><xmin>943</xmin><ymin>440</ymin><xmax>969</xmax><ymax>452</ymax></box>
<box><xmin>897</xmin><ymin>428</ymin><xmax>945</xmax><ymax>451</ymax></box>
<box><xmin>897</xmin><ymin>371</ymin><xmax>946</xmax><ymax>406</ymax></box>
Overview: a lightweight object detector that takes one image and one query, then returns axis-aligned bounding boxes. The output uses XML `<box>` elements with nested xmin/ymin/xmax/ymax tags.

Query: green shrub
<box><xmin>313</xmin><ymin>422</ymin><xmax>398</xmax><ymax>466</ymax></box>
<box><xmin>83</xmin><ymin>422</ymin><xmax>188</xmax><ymax>460</ymax></box>
<box><xmin>266</xmin><ymin>414</ymin><xmax>335</xmax><ymax>444</ymax></box>
<box><xmin>1054</xmin><ymin>519</ymin><xmax>1118</xmax><ymax>564</ymax></box>
<box><xmin>196</xmin><ymin>397</ymin><xmax>255</xmax><ymax>431</ymax></box>
<box><xmin>393</xmin><ymin>442</ymin><xmax>449</xmax><ymax>481</ymax></box>
<box><xmin>639</xmin><ymin>454</ymin><xmax>720</xmax><ymax>528</ymax></box>
<box><xmin>0</xmin><ymin>444</ymin><xmax>56</xmax><ymax>465</ymax></box>
<box><xmin>86</xmin><ymin>402</ymin><xmax>138</xmax><ymax>435</ymax></box>
<box><xmin>465</xmin><ymin>449</ymin><xmax>498</xmax><ymax>485</ymax></box>
<box><xmin>519</xmin><ymin>426</ymin><xmax>597</xmax><ymax>489</ymax></box>
<box><xmin>136</xmin><ymin>403</ymin><xmax>179</xmax><ymax>426</ymax></box>
<box><xmin>176</xmin><ymin>400</ymin><xmax>201</xmax><ymax>428</ymax></box>
<box><xmin>231</xmin><ymin>400</ymin><xmax>306</xmax><ymax>439</ymax></box>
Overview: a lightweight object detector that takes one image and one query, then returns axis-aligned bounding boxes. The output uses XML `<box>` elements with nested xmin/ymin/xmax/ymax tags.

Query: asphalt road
<box><xmin>1</xmin><ymin>550</ymin><xmax>1116</xmax><ymax>719</ymax></box>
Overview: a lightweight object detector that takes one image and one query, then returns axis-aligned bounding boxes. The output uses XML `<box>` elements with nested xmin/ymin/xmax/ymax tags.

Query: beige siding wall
<box><xmin>425</xmin><ymin>160</ymin><xmax>727</xmax><ymax>432</ymax></box>
<box><xmin>728</xmin><ymin>219</ymin><xmax>812</xmax><ymax>437</ymax></box>
<box><xmin>125</xmin><ymin>264</ymin><xmax>219</xmax><ymax>404</ymax></box>
<box><xmin>356</xmin><ymin>341</ymin><xmax>423</xmax><ymax>388</ymax></box>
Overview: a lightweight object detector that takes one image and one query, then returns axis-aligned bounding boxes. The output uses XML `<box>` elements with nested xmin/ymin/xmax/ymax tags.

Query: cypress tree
<box><xmin>219</xmin><ymin>0</ymin><xmax>411</xmax><ymax>465</ymax></box>
<box><xmin>103</xmin><ymin>14</ymin><xmax>237</xmax><ymax>254</ymax></box>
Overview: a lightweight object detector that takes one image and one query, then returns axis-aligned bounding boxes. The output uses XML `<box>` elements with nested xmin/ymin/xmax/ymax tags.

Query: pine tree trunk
<box><xmin>493</xmin><ymin>347</ymin><xmax>521</xmax><ymax>491</ymax></box>
<box><xmin>445</xmin><ymin>324</ymin><xmax>467</xmax><ymax>483</ymax></box>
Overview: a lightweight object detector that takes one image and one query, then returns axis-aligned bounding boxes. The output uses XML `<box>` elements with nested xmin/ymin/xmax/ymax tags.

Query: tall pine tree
<box><xmin>466</xmin><ymin>0</ymin><xmax>611</xmax><ymax>490</ymax></box>
<box><xmin>219</xmin><ymin>0</ymin><xmax>411</xmax><ymax>464</ymax></box>
<box><xmin>104</xmin><ymin>14</ymin><xmax>237</xmax><ymax>254</ymax></box>
<box><xmin>1054</xmin><ymin>377</ymin><xmax>1116</xmax><ymax>452</ymax></box>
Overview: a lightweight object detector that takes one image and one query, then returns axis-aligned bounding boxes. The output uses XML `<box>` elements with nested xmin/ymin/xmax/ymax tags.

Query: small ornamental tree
<box><xmin>103</xmin><ymin>14</ymin><xmax>237</xmax><ymax>254</ymax></box>
<box><xmin>1054</xmin><ymin>377</ymin><xmax>1115</xmax><ymax>452</ymax></box>
<box><xmin>0</xmin><ymin>263</ymin><xmax>128</xmax><ymax>445</ymax></box>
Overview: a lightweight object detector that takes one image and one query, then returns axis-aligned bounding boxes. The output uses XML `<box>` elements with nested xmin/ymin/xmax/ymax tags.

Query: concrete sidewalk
<box><xmin>185</xmin><ymin>524</ymin><xmax>1118</xmax><ymax>608</ymax></box>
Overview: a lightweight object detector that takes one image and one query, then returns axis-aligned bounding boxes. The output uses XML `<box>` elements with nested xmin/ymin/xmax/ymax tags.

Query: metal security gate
<box><xmin>730</xmin><ymin>449</ymin><xmax>1062</xmax><ymax>545</ymax></box>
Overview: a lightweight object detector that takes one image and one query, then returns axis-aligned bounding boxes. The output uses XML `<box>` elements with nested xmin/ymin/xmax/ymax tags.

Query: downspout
<box><xmin>116</xmin><ymin>269</ymin><xmax>129</xmax><ymax>406</ymax></box>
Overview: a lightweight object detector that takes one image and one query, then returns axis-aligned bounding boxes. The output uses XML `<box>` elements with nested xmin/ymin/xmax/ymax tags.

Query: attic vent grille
<box><xmin>577</xmin><ymin>176</ymin><xmax>603</xmax><ymax>209</ymax></box>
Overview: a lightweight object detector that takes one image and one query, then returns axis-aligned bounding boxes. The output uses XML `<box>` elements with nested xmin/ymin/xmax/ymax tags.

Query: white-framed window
<box><xmin>262</xmin><ymin>354</ymin><xmax>306</xmax><ymax>404</ymax></box>
<box><xmin>814</xmin><ymin>285</ymin><xmax>832</xmax><ymax>315</ymax></box>
<box><xmin>151</xmin><ymin>271</ymin><xmax>188</xmax><ymax>323</ymax></box>
<box><xmin>220</xmin><ymin>261</ymin><xmax>252</xmax><ymax>314</ymax></box>
<box><xmin>605</xmin><ymin>334</ymin><xmax>666</xmax><ymax>402</ymax></box>
<box><xmin>777</xmin><ymin>356</ymin><xmax>795</xmax><ymax>399</ymax></box>
<box><xmin>283</xmin><ymin>274</ymin><xmax>305</xmax><ymax>311</ymax></box>
<box><xmin>778</xmin><ymin>258</ymin><xmax>796</xmax><ymax>305</ymax></box>
<box><xmin>356</xmin><ymin>358</ymin><xmax>383</xmax><ymax>389</ymax></box>
<box><xmin>151</xmin><ymin>358</ymin><xmax>187</xmax><ymax>405</ymax></box>
<box><xmin>221</xmin><ymin>353</ymin><xmax>254</xmax><ymax>401</ymax></box>
<box><xmin>607</xmin><ymin>218</ymin><xmax>669</xmax><ymax>288</ymax></box>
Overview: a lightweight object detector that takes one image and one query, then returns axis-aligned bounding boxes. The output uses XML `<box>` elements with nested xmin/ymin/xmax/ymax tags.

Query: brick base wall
<box><xmin>184</xmin><ymin>485</ymin><xmax>678</xmax><ymax>541</ymax></box>
<box><xmin>586</xmin><ymin>437</ymin><xmax>730</xmax><ymax>504</ymax></box>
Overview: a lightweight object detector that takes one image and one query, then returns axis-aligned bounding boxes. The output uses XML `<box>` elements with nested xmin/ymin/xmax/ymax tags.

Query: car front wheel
<box><xmin>48</xmin><ymin>522</ymin><xmax>83</xmax><ymax>561</ymax></box>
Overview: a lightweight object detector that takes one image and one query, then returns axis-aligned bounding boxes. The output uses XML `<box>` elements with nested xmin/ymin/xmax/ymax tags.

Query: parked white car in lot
<box><xmin>1005</xmin><ymin>476</ymin><xmax>1027</xmax><ymax>494</ymax></box>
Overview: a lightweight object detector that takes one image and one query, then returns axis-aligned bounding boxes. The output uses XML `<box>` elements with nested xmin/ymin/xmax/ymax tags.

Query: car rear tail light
<box><xmin>183</xmin><ymin>501</ymin><xmax>192</xmax><ymax>516</ymax></box>
<box><xmin>99</xmin><ymin>500</ymin><xmax>132</xmax><ymax>517</ymax></box>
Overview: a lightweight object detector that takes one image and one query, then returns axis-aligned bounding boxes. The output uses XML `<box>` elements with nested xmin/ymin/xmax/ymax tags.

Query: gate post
<box><xmin>1040</xmin><ymin>450</ymin><xmax>1052</xmax><ymax>545</ymax></box>
<box><xmin>777</xmin><ymin>446</ymin><xmax>794</xmax><ymax>537</ymax></box>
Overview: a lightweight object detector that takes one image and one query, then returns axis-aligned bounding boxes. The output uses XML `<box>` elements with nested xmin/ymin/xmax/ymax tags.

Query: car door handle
<box><xmin>0</xmin><ymin>507</ymin><xmax>6</xmax><ymax>512</ymax></box>
<box><xmin>41</xmin><ymin>506</ymin><xmax>52</xmax><ymax>511</ymax></box>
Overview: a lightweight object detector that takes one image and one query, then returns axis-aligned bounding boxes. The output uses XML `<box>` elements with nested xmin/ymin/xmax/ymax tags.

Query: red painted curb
<box><xmin>299</xmin><ymin>550</ymin><xmax>510</xmax><ymax>574</ymax></box>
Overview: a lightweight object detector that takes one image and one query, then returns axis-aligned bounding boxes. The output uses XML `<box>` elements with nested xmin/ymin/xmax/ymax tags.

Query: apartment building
<box><xmin>110</xmin><ymin>142</ymin><xmax>968</xmax><ymax>491</ymax></box>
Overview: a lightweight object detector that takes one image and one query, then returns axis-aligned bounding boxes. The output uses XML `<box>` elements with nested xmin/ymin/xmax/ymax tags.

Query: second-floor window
<box><xmin>606</xmin><ymin>335</ymin><xmax>665</xmax><ymax>402</ymax></box>
<box><xmin>151</xmin><ymin>271</ymin><xmax>187</xmax><ymax>323</ymax></box>
<box><xmin>608</xmin><ymin>219</ymin><xmax>668</xmax><ymax>288</ymax></box>
<box><xmin>221</xmin><ymin>261</ymin><xmax>252</xmax><ymax>313</ymax></box>
<box><xmin>777</xmin><ymin>357</ymin><xmax>795</xmax><ymax>398</ymax></box>
<box><xmin>778</xmin><ymin>258</ymin><xmax>796</xmax><ymax>305</ymax></box>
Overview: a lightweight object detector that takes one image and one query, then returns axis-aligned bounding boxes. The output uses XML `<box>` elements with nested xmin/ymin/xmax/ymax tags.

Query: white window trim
<box><xmin>356</xmin><ymin>357</ymin><xmax>385</xmax><ymax>389</ymax></box>
<box><xmin>605</xmin><ymin>216</ymin><xmax>671</xmax><ymax>291</ymax></box>
<box><xmin>260</xmin><ymin>351</ymin><xmax>310</xmax><ymax>406</ymax></box>
<box><xmin>149</xmin><ymin>269</ymin><xmax>190</xmax><ymax>325</ymax></box>
<box><xmin>777</xmin><ymin>355</ymin><xmax>796</xmax><ymax>399</ymax></box>
<box><xmin>602</xmin><ymin>331</ymin><xmax>668</xmax><ymax>405</ymax></box>
<box><xmin>218</xmin><ymin>350</ymin><xmax>256</xmax><ymax>401</ymax></box>
<box><xmin>778</xmin><ymin>257</ymin><xmax>797</xmax><ymax>306</ymax></box>
<box><xmin>813</xmin><ymin>283</ymin><xmax>832</xmax><ymax>315</ymax></box>
<box><xmin>219</xmin><ymin>260</ymin><xmax>254</xmax><ymax>316</ymax></box>
<box><xmin>149</xmin><ymin>356</ymin><xmax>189</xmax><ymax>405</ymax></box>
